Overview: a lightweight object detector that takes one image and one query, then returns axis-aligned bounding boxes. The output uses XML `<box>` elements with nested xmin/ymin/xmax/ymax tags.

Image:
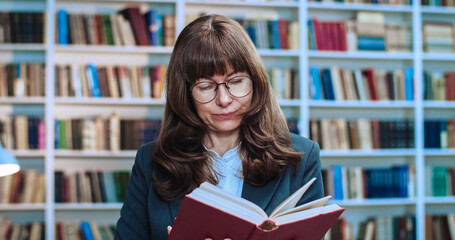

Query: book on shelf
<box><xmin>424</xmin><ymin>119</ymin><xmax>455</xmax><ymax>149</ymax></box>
<box><xmin>0</xmin><ymin>12</ymin><xmax>44</xmax><ymax>44</ymax></box>
<box><xmin>423</xmin><ymin>71</ymin><xmax>455</xmax><ymax>101</ymax></box>
<box><xmin>55</xmin><ymin>221</ymin><xmax>116</xmax><ymax>240</ymax></box>
<box><xmin>55</xmin><ymin>64</ymin><xmax>167</xmax><ymax>99</ymax></box>
<box><xmin>56</xmin><ymin>8</ymin><xmax>176</xmax><ymax>47</ymax></box>
<box><xmin>54</xmin><ymin>169</ymin><xmax>130</xmax><ymax>203</ymax></box>
<box><xmin>309</xmin><ymin>118</ymin><xmax>415</xmax><ymax>150</ymax></box>
<box><xmin>309</xmin><ymin>66</ymin><xmax>413</xmax><ymax>101</ymax></box>
<box><xmin>0</xmin><ymin>169</ymin><xmax>45</xmax><ymax>204</ymax></box>
<box><xmin>168</xmin><ymin>178</ymin><xmax>344</xmax><ymax>240</ymax></box>
<box><xmin>422</xmin><ymin>21</ymin><xmax>455</xmax><ymax>53</ymax></box>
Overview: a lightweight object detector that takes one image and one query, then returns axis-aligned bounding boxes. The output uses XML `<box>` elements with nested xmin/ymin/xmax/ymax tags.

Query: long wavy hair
<box><xmin>152</xmin><ymin>14</ymin><xmax>303</xmax><ymax>201</ymax></box>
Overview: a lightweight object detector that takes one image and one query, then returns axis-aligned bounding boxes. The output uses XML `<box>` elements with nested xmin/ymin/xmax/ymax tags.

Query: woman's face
<box><xmin>193</xmin><ymin>66</ymin><xmax>253</xmax><ymax>136</ymax></box>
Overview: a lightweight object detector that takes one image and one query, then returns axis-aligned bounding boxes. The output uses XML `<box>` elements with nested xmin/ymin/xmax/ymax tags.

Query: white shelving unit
<box><xmin>1</xmin><ymin>0</ymin><xmax>455</xmax><ymax>239</ymax></box>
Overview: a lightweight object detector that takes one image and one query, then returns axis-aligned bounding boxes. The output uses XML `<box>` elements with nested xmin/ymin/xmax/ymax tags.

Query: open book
<box><xmin>168</xmin><ymin>178</ymin><xmax>344</xmax><ymax>240</ymax></box>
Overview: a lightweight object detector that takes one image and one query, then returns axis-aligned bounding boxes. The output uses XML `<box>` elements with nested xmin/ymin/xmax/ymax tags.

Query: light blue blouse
<box><xmin>205</xmin><ymin>144</ymin><xmax>244</xmax><ymax>197</ymax></box>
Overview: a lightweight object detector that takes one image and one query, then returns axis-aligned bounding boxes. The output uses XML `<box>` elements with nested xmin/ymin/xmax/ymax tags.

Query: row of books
<box><xmin>325</xmin><ymin>215</ymin><xmax>416</xmax><ymax>240</ymax></box>
<box><xmin>426</xmin><ymin>214</ymin><xmax>455</xmax><ymax>240</ymax></box>
<box><xmin>236</xmin><ymin>18</ymin><xmax>299</xmax><ymax>50</ymax></box>
<box><xmin>57</xmin><ymin>8</ymin><xmax>176</xmax><ymax>47</ymax></box>
<box><xmin>423</xmin><ymin>71</ymin><xmax>455</xmax><ymax>101</ymax></box>
<box><xmin>184</xmin><ymin>12</ymin><xmax>300</xmax><ymax>50</ymax></box>
<box><xmin>426</xmin><ymin>166</ymin><xmax>455</xmax><ymax>197</ymax></box>
<box><xmin>0</xmin><ymin>116</ymin><xmax>45</xmax><ymax>150</ymax></box>
<box><xmin>422</xmin><ymin>22</ymin><xmax>455</xmax><ymax>53</ymax></box>
<box><xmin>54</xmin><ymin>115</ymin><xmax>161</xmax><ymax>151</ymax></box>
<box><xmin>0</xmin><ymin>216</ymin><xmax>44</xmax><ymax>240</ymax></box>
<box><xmin>308</xmin><ymin>12</ymin><xmax>412</xmax><ymax>52</ymax></box>
<box><xmin>309</xmin><ymin>66</ymin><xmax>414</xmax><ymax>101</ymax></box>
<box><xmin>56</xmin><ymin>221</ymin><xmax>116</xmax><ymax>240</ymax></box>
<box><xmin>309</xmin><ymin>0</ymin><xmax>411</xmax><ymax>5</ymax></box>
<box><xmin>421</xmin><ymin>0</ymin><xmax>455</xmax><ymax>6</ymax></box>
<box><xmin>54</xmin><ymin>170</ymin><xmax>130</xmax><ymax>203</ymax></box>
<box><xmin>424</xmin><ymin>119</ymin><xmax>455</xmax><ymax>149</ymax></box>
<box><xmin>55</xmin><ymin>64</ymin><xmax>167</xmax><ymax>99</ymax></box>
<box><xmin>0</xmin><ymin>63</ymin><xmax>46</xmax><ymax>97</ymax></box>
<box><xmin>0</xmin><ymin>12</ymin><xmax>44</xmax><ymax>44</ymax></box>
<box><xmin>323</xmin><ymin>164</ymin><xmax>414</xmax><ymax>200</ymax></box>
<box><xmin>309</xmin><ymin>118</ymin><xmax>415</xmax><ymax>150</ymax></box>
<box><xmin>268</xmin><ymin>68</ymin><xmax>299</xmax><ymax>100</ymax></box>
<box><xmin>0</xmin><ymin>170</ymin><xmax>45</xmax><ymax>204</ymax></box>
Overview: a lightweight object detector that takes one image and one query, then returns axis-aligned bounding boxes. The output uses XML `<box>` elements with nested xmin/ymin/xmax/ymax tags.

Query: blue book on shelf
<box><xmin>269</xmin><ymin>20</ymin><xmax>280</xmax><ymax>49</ymax></box>
<box><xmin>245</xmin><ymin>20</ymin><xmax>257</xmax><ymax>47</ymax></box>
<box><xmin>357</xmin><ymin>37</ymin><xmax>385</xmax><ymax>51</ymax></box>
<box><xmin>321</xmin><ymin>69</ymin><xmax>335</xmax><ymax>100</ymax></box>
<box><xmin>307</xmin><ymin>19</ymin><xmax>316</xmax><ymax>50</ymax></box>
<box><xmin>333</xmin><ymin>165</ymin><xmax>344</xmax><ymax>200</ymax></box>
<box><xmin>57</xmin><ymin>9</ymin><xmax>68</xmax><ymax>45</ymax></box>
<box><xmin>86</xmin><ymin>63</ymin><xmax>101</xmax><ymax>97</ymax></box>
<box><xmin>404</xmin><ymin>67</ymin><xmax>414</xmax><ymax>101</ymax></box>
<box><xmin>144</xmin><ymin>10</ymin><xmax>159</xmax><ymax>46</ymax></box>
<box><xmin>309</xmin><ymin>66</ymin><xmax>322</xmax><ymax>100</ymax></box>
<box><xmin>156</xmin><ymin>13</ymin><xmax>163</xmax><ymax>46</ymax></box>
<box><xmin>80</xmin><ymin>222</ymin><xmax>94</xmax><ymax>240</ymax></box>
<box><xmin>54</xmin><ymin>120</ymin><xmax>60</xmax><ymax>149</ymax></box>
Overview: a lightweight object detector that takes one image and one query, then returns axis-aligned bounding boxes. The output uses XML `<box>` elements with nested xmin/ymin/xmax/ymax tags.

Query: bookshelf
<box><xmin>1</xmin><ymin>0</ymin><xmax>455</xmax><ymax>239</ymax></box>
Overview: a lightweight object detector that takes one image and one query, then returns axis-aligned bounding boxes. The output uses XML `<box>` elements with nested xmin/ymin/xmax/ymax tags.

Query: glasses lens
<box><xmin>192</xmin><ymin>81</ymin><xmax>217</xmax><ymax>103</ymax></box>
<box><xmin>226</xmin><ymin>76</ymin><xmax>253</xmax><ymax>97</ymax></box>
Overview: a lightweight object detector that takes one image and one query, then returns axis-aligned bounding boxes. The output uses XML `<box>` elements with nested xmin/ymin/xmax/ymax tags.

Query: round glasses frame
<box><xmin>191</xmin><ymin>75</ymin><xmax>253</xmax><ymax>104</ymax></box>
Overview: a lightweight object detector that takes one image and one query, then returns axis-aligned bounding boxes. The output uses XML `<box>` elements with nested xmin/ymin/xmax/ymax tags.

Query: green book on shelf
<box><xmin>103</xmin><ymin>14</ymin><xmax>114</xmax><ymax>46</ymax></box>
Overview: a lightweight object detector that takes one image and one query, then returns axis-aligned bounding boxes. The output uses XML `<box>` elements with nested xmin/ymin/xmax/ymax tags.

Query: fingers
<box><xmin>167</xmin><ymin>226</ymin><xmax>172</xmax><ymax>235</ymax></box>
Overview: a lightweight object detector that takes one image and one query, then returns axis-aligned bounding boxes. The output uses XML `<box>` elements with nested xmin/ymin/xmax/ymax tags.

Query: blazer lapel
<box><xmin>168</xmin><ymin>198</ymin><xmax>183</xmax><ymax>222</ymax></box>
<box><xmin>241</xmin><ymin>175</ymin><xmax>283</xmax><ymax>211</ymax></box>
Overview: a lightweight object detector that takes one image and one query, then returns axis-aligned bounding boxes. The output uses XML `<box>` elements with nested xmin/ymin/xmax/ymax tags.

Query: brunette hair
<box><xmin>152</xmin><ymin>14</ymin><xmax>302</xmax><ymax>201</ymax></box>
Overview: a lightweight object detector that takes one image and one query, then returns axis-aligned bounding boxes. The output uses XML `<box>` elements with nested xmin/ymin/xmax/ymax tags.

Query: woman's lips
<box><xmin>214</xmin><ymin>111</ymin><xmax>236</xmax><ymax>119</ymax></box>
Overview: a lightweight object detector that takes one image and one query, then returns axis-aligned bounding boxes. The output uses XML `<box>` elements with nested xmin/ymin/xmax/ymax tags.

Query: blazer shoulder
<box><xmin>134</xmin><ymin>141</ymin><xmax>157</xmax><ymax>173</ymax></box>
<box><xmin>290</xmin><ymin>133</ymin><xmax>318</xmax><ymax>153</ymax></box>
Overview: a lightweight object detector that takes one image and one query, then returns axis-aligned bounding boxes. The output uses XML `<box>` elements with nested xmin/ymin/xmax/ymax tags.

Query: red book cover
<box><xmin>445</xmin><ymin>72</ymin><xmax>455</xmax><ymax>101</ymax></box>
<box><xmin>278</xmin><ymin>19</ymin><xmax>288</xmax><ymax>50</ymax></box>
<box><xmin>120</xmin><ymin>7</ymin><xmax>150</xmax><ymax>46</ymax></box>
<box><xmin>311</xmin><ymin>18</ymin><xmax>324</xmax><ymax>51</ymax></box>
<box><xmin>168</xmin><ymin>179</ymin><xmax>344</xmax><ymax>240</ymax></box>
<box><xmin>362</xmin><ymin>68</ymin><xmax>378</xmax><ymax>101</ymax></box>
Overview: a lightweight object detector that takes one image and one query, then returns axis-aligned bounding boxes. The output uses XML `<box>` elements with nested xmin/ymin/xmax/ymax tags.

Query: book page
<box><xmin>190</xmin><ymin>182</ymin><xmax>268</xmax><ymax>224</ymax></box>
<box><xmin>271</xmin><ymin>195</ymin><xmax>331</xmax><ymax>220</ymax></box>
<box><xmin>274</xmin><ymin>204</ymin><xmax>343</xmax><ymax>225</ymax></box>
<box><xmin>269</xmin><ymin>177</ymin><xmax>316</xmax><ymax>219</ymax></box>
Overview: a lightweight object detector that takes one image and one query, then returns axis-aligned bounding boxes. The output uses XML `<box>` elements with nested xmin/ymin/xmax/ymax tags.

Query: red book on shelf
<box><xmin>311</xmin><ymin>18</ymin><xmax>324</xmax><ymax>51</ymax></box>
<box><xmin>278</xmin><ymin>19</ymin><xmax>288</xmax><ymax>50</ymax></box>
<box><xmin>362</xmin><ymin>68</ymin><xmax>378</xmax><ymax>101</ymax></box>
<box><xmin>168</xmin><ymin>178</ymin><xmax>344</xmax><ymax>240</ymax></box>
<box><xmin>119</xmin><ymin>7</ymin><xmax>150</xmax><ymax>46</ymax></box>
<box><xmin>337</xmin><ymin>21</ymin><xmax>347</xmax><ymax>51</ymax></box>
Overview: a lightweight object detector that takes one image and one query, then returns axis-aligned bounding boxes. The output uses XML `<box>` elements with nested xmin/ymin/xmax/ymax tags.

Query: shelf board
<box><xmin>0</xmin><ymin>203</ymin><xmax>46</xmax><ymax>211</ymax></box>
<box><xmin>422</xmin><ymin>53</ymin><xmax>455</xmax><ymax>61</ymax></box>
<box><xmin>320</xmin><ymin>149</ymin><xmax>416</xmax><ymax>157</ymax></box>
<box><xmin>0</xmin><ymin>44</ymin><xmax>46</xmax><ymax>51</ymax></box>
<box><xmin>186</xmin><ymin>0</ymin><xmax>299</xmax><ymax>8</ymax></box>
<box><xmin>0</xmin><ymin>97</ymin><xmax>46</xmax><ymax>104</ymax></box>
<box><xmin>54</xmin><ymin>45</ymin><xmax>173</xmax><ymax>54</ymax></box>
<box><xmin>257</xmin><ymin>49</ymin><xmax>300</xmax><ymax>57</ymax></box>
<box><xmin>10</xmin><ymin>150</ymin><xmax>46</xmax><ymax>158</ymax></box>
<box><xmin>54</xmin><ymin>203</ymin><xmax>123</xmax><ymax>210</ymax></box>
<box><xmin>421</xmin><ymin>6</ymin><xmax>455</xmax><ymax>14</ymax></box>
<box><xmin>424</xmin><ymin>149</ymin><xmax>455</xmax><ymax>156</ymax></box>
<box><xmin>54</xmin><ymin>150</ymin><xmax>136</xmax><ymax>158</ymax></box>
<box><xmin>278</xmin><ymin>99</ymin><xmax>301</xmax><ymax>107</ymax></box>
<box><xmin>423</xmin><ymin>101</ymin><xmax>455</xmax><ymax>109</ymax></box>
<box><xmin>57</xmin><ymin>0</ymin><xmax>177</xmax><ymax>3</ymax></box>
<box><xmin>425</xmin><ymin>196</ymin><xmax>455</xmax><ymax>204</ymax></box>
<box><xmin>309</xmin><ymin>100</ymin><xmax>415</xmax><ymax>108</ymax></box>
<box><xmin>54</xmin><ymin>97</ymin><xmax>166</xmax><ymax>106</ymax></box>
<box><xmin>329</xmin><ymin>198</ymin><xmax>416</xmax><ymax>207</ymax></box>
<box><xmin>307</xmin><ymin>50</ymin><xmax>414</xmax><ymax>60</ymax></box>
<box><xmin>307</xmin><ymin>1</ymin><xmax>413</xmax><ymax>12</ymax></box>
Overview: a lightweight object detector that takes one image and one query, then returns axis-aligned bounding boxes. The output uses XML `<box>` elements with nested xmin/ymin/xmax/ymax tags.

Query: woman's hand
<box><xmin>167</xmin><ymin>226</ymin><xmax>232</xmax><ymax>240</ymax></box>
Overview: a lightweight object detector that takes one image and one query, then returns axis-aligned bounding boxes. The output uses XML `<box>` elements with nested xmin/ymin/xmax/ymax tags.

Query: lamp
<box><xmin>0</xmin><ymin>142</ymin><xmax>20</xmax><ymax>177</ymax></box>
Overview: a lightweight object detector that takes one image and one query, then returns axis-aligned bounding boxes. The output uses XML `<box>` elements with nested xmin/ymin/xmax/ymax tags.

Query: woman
<box><xmin>115</xmin><ymin>14</ymin><xmax>323</xmax><ymax>239</ymax></box>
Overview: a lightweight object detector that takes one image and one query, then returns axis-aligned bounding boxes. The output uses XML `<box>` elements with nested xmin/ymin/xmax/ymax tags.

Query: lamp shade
<box><xmin>0</xmin><ymin>143</ymin><xmax>20</xmax><ymax>177</ymax></box>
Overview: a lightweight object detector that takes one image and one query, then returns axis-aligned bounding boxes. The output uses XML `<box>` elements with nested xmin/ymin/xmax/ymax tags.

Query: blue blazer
<box><xmin>115</xmin><ymin>133</ymin><xmax>324</xmax><ymax>240</ymax></box>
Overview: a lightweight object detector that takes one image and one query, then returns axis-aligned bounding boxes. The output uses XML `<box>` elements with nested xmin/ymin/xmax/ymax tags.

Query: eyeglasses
<box><xmin>191</xmin><ymin>75</ymin><xmax>253</xmax><ymax>103</ymax></box>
